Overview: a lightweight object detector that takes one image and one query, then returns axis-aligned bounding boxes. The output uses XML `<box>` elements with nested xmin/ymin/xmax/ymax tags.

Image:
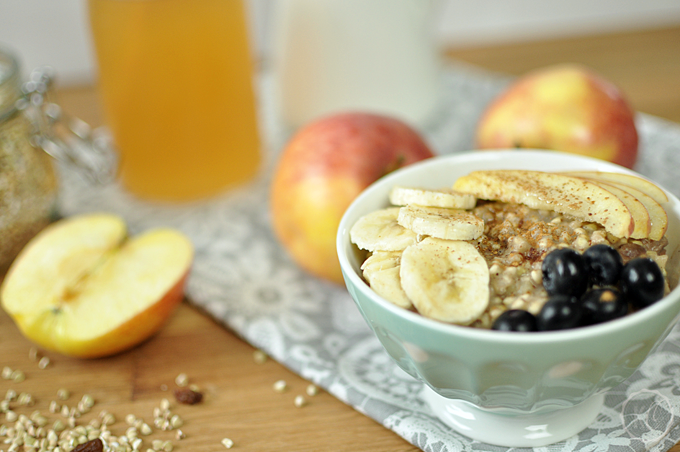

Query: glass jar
<box><xmin>0</xmin><ymin>47</ymin><xmax>115</xmax><ymax>271</ymax></box>
<box><xmin>271</xmin><ymin>0</ymin><xmax>441</xmax><ymax>130</ymax></box>
<box><xmin>88</xmin><ymin>0</ymin><xmax>263</xmax><ymax>202</ymax></box>
<box><xmin>0</xmin><ymin>48</ymin><xmax>58</xmax><ymax>271</ymax></box>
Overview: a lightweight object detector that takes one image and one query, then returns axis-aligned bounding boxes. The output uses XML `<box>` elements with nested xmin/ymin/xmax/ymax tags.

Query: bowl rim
<box><xmin>337</xmin><ymin>149</ymin><xmax>680</xmax><ymax>345</ymax></box>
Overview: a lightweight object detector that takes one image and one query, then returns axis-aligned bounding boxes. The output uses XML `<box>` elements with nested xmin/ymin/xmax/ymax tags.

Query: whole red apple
<box><xmin>475</xmin><ymin>64</ymin><xmax>638</xmax><ymax>169</ymax></box>
<box><xmin>271</xmin><ymin>112</ymin><xmax>434</xmax><ymax>284</ymax></box>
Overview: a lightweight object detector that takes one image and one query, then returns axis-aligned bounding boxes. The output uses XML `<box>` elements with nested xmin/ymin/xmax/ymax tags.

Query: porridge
<box><xmin>349</xmin><ymin>170</ymin><xmax>672</xmax><ymax>331</ymax></box>
<box><xmin>468</xmin><ymin>201</ymin><xmax>668</xmax><ymax>328</ymax></box>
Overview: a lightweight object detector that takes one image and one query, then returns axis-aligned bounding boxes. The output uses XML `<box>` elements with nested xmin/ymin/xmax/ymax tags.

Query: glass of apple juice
<box><xmin>87</xmin><ymin>0</ymin><xmax>262</xmax><ymax>202</ymax></box>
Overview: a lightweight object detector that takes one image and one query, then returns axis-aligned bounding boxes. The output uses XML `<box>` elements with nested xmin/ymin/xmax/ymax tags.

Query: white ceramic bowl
<box><xmin>336</xmin><ymin>150</ymin><xmax>680</xmax><ymax>447</ymax></box>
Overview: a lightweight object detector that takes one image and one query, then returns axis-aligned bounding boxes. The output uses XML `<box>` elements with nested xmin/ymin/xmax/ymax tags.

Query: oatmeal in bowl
<box><xmin>336</xmin><ymin>150</ymin><xmax>680</xmax><ymax>447</ymax></box>
<box><xmin>349</xmin><ymin>162</ymin><xmax>674</xmax><ymax>331</ymax></box>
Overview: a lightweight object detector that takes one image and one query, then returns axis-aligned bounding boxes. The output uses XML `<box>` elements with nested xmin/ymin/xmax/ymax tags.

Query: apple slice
<box><xmin>585</xmin><ymin>181</ymin><xmax>650</xmax><ymax>239</ymax></box>
<box><xmin>594</xmin><ymin>180</ymin><xmax>668</xmax><ymax>241</ymax></box>
<box><xmin>560</xmin><ymin>171</ymin><xmax>668</xmax><ymax>204</ymax></box>
<box><xmin>0</xmin><ymin>213</ymin><xmax>194</xmax><ymax>358</ymax></box>
<box><xmin>452</xmin><ymin>170</ymin><xmax>634</xmax><ymax>238</ymax></box>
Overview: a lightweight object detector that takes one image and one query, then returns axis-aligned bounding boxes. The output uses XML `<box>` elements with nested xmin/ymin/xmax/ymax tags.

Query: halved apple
<box><xmin>0</xmin><ymin>213</ymin><xmax>194</xmax><ymax>358</ymax></box>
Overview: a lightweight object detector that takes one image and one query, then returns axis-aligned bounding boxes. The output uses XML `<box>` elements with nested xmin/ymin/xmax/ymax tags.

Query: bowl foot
<box><xmin>422</xmin><ymin>386</ymin><xmax>604</xmax><ymax>447</ymax></box>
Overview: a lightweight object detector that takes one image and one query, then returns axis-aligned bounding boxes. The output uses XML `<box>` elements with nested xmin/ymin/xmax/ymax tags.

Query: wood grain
<box><xmin>4</xmin><ymin>25</ymin><xmax>680</xmax><ymax>451</ymax></box>
<box><xmin>1</xmin><ymin>303</ymin><xmax>419</xmax><ymax>451</ymax></box>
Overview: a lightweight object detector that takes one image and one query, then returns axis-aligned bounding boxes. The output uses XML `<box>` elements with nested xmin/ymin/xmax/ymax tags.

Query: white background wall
<box><xmin>1</xmin><ymin>0</ymin><xmax>680</xmax><ymax>86</ymax></box>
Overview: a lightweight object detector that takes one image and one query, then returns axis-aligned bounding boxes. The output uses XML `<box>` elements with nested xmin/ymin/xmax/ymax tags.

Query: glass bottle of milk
<box><xmin>270</xmin><ymin>0</ymin><xmax>441</xmax><ymax>130</ymax></box>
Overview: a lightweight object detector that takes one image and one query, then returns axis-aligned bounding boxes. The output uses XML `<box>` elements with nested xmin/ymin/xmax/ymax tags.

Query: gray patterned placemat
<box><xmin>56</xmin><ymin>63</ymin><xmax>680</xmax><ymax>451</ymax></box>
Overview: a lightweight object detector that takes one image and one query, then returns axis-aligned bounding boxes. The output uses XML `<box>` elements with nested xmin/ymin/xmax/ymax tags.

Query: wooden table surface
<box><xmin>3</xmin><ymin>25</ymin><xmax>680</xmax><ymax>452</ymax></box>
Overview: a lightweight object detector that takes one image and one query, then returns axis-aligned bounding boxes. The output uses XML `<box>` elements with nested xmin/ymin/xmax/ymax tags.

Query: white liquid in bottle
<box><xmin>271</xmin><ymin>0</ymin><xmax>441</xmax><ymax>129</ymax></box>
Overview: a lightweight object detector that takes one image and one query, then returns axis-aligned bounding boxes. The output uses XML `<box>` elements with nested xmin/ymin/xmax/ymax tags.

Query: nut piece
<box><xmin>173</xmin><ymin>388</ymin><xmax>203</xmax><ymax>405</ymax></box>
<box><xmin>72</xmin><ymin>438</ymin><xmax>104</xmax><ymax>452</ymax></box>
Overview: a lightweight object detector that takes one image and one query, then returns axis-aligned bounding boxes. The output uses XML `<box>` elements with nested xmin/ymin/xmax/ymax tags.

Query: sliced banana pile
<box><xmin>350</xmin><ymin>186</ymin><xmax>489</xmax><ymax>325</ymax></box>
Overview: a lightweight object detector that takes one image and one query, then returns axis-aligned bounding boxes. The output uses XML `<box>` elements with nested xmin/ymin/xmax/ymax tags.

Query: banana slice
<box><xmin>389</xmin><ymin>186</ymin><xmax>477</xmax><ymax>209</ymax></box>
<box><xmin>400</xmin><ymin>237</ymin><xmax>489</xmax><ymax>324</ymax></box>
<box><xmin>397</xmin><ymin>205</ymin><xmax>484</xmax><ymax>240</ymax></box>
<box><xmin>361</xmin><ymin>251</ymin><xmax>412</xmax><ymax>309</ymax></box>
<box><xmin>350</xmin><ymin>207</ymin><xmax>417</xmax><ymax>252</ymax></box>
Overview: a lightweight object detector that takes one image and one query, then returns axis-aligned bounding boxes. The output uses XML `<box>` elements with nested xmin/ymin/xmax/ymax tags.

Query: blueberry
<box><xmin>620</xmin><ymin>258</ymin><xmax>665</xmax><ymax>309</ymax></box>
<box><xmin>581</xmin><ymin>288</ymin><xmax>628</xmax><ymax>325</ymax></box>
<box><xmin>536</xmin><ymin>295</ymin><xmax>583</xmax><ymax>331</ymax></box>
<box><xmin>492</xmin><ymin>310</ymin><xmax>538</xmax><ymax>332</ymax></box>
<box><xmin>583</xmin><ymin>244</ymin><xmax>623</xmax><ymax>286</ymax></box>
<box><xmin>541</xmin><ymin>248</ymin><xmax>588</xmax><ymax>298</ymax></box>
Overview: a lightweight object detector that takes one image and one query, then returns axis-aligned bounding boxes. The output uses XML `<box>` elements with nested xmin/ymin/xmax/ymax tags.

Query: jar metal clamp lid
<box><xmin>0</xmin><ymin>55</ymin><xmax>117</xmax><ymax>184</ymax></box>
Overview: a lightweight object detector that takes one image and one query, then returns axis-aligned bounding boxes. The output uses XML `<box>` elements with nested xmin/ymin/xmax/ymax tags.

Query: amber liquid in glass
<box><xmin>88</xmin><ymin>0</ymin><xmax>262</xmax><ymax>201</ymax></box>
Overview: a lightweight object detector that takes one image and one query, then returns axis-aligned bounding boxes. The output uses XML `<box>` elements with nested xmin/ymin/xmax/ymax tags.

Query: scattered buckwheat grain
<box><xmin>174</xmin><ymin>373</ymin><xmax>188</xmax><ymax>387</ymax></box>
<box><xmin>273</xmin><ymin>380</ymin><xmax>287</xmax><ymax>393</ymax></box>
<box><xmin>57</xmin><ymin>388</ymin><xmax>70</xmax><ymax>400</ymax></box>
<box><xmin>253</xmin><ymin>350</ymin><xmax>267</xmax><ymax>364</ymax></box>
<box><xmin>160</xmin><ymin>398</ymin><xmax>171</xmax><ymax>411</ymax></box>
<box><xmin>11</xmin><ymin>369</ymin><xmax>25</xmax><ymax>382</ymax></box>
<box><xmin>306</xmin><ymin>384</ymin><xmax>319</xmax><ymax>396</ymax></box>
<box><xmin>6</xmin><ymin>388</ymin><xmax>17</xmax><ymax>400</ymax></box>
